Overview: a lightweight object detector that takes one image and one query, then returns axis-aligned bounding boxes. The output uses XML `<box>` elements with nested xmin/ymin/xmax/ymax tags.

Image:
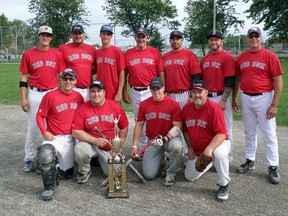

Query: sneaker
<box><xmin>41</xmin><ymin>189</ymin><xmax>54</xmax><ymax>201</ymax></box>
<box><xmin>217</xmin><ymin>184</ymin><xmax>229</xmax><ymax>201</ymax></box>
<box><xmin>23</xmin><ymin>160</ymin><xmax>33</xmax><ymax>172</ymax></box>
<box><xmin>268</xmin><ymin>166</ymin><xmax>280</xmax><ymax>184</ymax></box>
<box><xmin>236</xmin><ymin>159</ymin><xmax>255</xmax><ymax>173</ymax></box>
<box><xmin>163</xmin><ymin>175</ymin><xmax>175</xmax><ymax>186</ymax></box>
<box><xmin>76</xmin><ymin>171</ymin><xmax>91</xmax><ymax>184</ymax></box>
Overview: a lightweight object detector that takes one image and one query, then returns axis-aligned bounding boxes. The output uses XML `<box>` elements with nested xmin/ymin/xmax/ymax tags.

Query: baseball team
<box><xmin>19</xmin><ymin>24</ymin><xmax>284</xmax><ymax>201</ymax></box>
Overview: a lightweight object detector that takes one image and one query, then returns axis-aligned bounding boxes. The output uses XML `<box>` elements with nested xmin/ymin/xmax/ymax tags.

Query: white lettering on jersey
<box><xmin>173</xmin><ymin>59</ymin><xmax>184</xmax><ymax>65</ymax></box>
<box><xmin>68</xmin><ymin>54</ymin><xmax>80</xmax><ymax>61</ymax></box>
<box><xmin>46</xmin><ymin>61</ymin><xmax>56</xmax><ymax>68</ymax></box>
<box><xmin>142</xmin><ymin>58</ymin><xmax>154</xmax><ymax>64</ymax></box>
<box><xmin>202</xmin><ymin>62</ymin><xmax>210</xmax><ymax>69</ymax></box>
<box><xmin>159</xmin><ymin>112</ymin><xmax>171</xmax><ymax>120</ymax></box>
<box><xmin>81</xmin><ymin>53</ymin><xmax>92</xmax><ymax>60</ymax></box>
<box><xmin>240</xmin><ymin>61</ymin><xmax>250</xmax><ymax>69</ymax></box>
<box><xmin>70</xmin><ymin>102</ymin><xmax>79</xmax><ymax>109</ymax></box>
<box><xmin>101</xmin><ymin>115</ymin><xmax>114</xmax><ymax>122</ymax></box>
<box><xmin>97</xmin><ymin>57</ymin><xmax>103</xmax><ymax>63</ymax></box>
<box><xmin>104</xmin><ymin>58</ymin><xmax>115</xmax><ymax>65</ymax></box>
<box><xmin>145</xmin><ymin>112</ymin><xmax>156</xmax><ymax>120</ymax></box>
<box><xmin>197</xmin><ymin>119</ymin><xmax>207</xmax><ymax>128</ymax></box>
<box><xmin>211</xmin><ymin>61</ymin><xmax>220</xmax><ymax>69</ymax></box>
<box><xmin>130</xmin><ymin>58</ymin><xmax>141</xmax><ymax>66</ymax></box>
<box><xmin>164</xmin><ymin>60</ymin><xmax>172</xmax><ymax>67</ymax></box>
<box><xmin>252</xmin><ymin>61</ymin><xmax>266</xmax><ymax>69</ymax></box>
<box><xmin>87</xmin><ymin>116</ymin><xmax>99</xmax><ymax>124</ymax></box>
<box><xmin>185</xmin><ymin>119</ymin><xmax>207</xmax><ymax>128</ymax></box>
<box><xmin>32</xmin><ymin>61</ymin><xmax>44</xmax><ymax>69</ymax></box>
<box><xmin>185</xmin><ymin>119</ymin><xmax>196</xmax><ymax>127</ymax></box>
<box><xmin>56</xmin><ymin>103</ymin><xmax>68</xmax><ymax>112</ymax></box>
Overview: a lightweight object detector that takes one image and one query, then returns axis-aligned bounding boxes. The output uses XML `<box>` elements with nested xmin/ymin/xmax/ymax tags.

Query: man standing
<box><xmin>163</xmin><ymin>30</ymin><xmax>201</xmax><ymax>109</ymax></box>
<box><xmin>200</xmin><ymin>30</ymin><xmax>236</xmax><ymax>163</ymax></box>
<box><xmin>19</xmin><ymin>25</ymin><xmax>66</xmax><ymax>172</ymax></box>
<box><xmin>58</xmin><ymin>24</ymin><xmax>96</xmax><ymax>101</ymax></box>
<box><xmin>233</xmin><ymin>27</ymin><xmax>284</xmax><ymax>184</ymax></box>
<box><xmin>182</xmin><ymin>80</ymin><xmax>231</xmax><ymax>201</ymax></box>
<box><xmin>36</xmin><ymin>68</ymin><xmax>84</xmax><ymax>201</ymax></box>
<box><xmin>72</xmin><ymin>80</ymin><xmax>129</xmax><ymax>184</ymax></box>
<box><xmin>130</xmin><ymin>77</ymin><xmax>182</xmax><ymax>186</ymax></box>
<box><xmin>123</xmin><ymin>27</ymin><xmax>164</xmax><ymax>148</ymax></box>
<box><xmin>95</xmin><ymin>24</ymin><xmax>125</xmax><ymax>103</ymax></box>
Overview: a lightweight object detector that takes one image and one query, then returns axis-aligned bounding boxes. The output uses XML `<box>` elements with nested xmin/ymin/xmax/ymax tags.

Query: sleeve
<box><xmin>223</xmin><ymin>54</ymin><xmax>236</xmax><ymax>77</ymax></box>
<box><xmin>118</xmin><ymin>106</ymin><xmax>129</xmax><ymax>130</ymax></box>
<box><xmin>156</xmin><ymin>49</ymin><xmax>164</xmax><ymax>73</ymax></box>
<box><xmin>212</xmin><ymin>106</ymin><xmax>227</xmax><ymax>135</ymax></box>
<box><xmin>117</xmin><ymin>48</ymin><xmax>126</xmax><ymax>72</ymax></box>
<box><xmin>172</xmin><ymin>102</ymin><xmax>182</xmax><ymax>122</ymax></box>
<box><xmin>72</xmin><ymin>107</ymin><xmax>85</xmax><ymax>130</ymax></box>
<box><xmin>189</xmin><ymin>52</ymin><xmax>202</xmax><ymax>75</ymax></box>
<box><xmin>137</xmin><ymin>102</ymin><xmax>146</xmax><ymax>122</ymax></box>
<box><xmin>36</xmin><ymin>95</ymin><xmax>49</xmax><ymax>134</ymax></box>
<box><xmin>56</xmin><ymin>50</ymin><xmax>66</xmax><ymax>73</ymax></box>
<box><xmin>19</xmin><ymin>51</ymin><xmax>29</xmax><ymax>74</ymax></box>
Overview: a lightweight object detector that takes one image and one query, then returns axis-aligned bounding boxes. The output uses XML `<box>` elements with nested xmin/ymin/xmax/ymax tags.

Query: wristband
<box><xmin>132</xmin><ymin>146</ymin><xmax>137</xmax><ymax>149</ymax></box>
<box><xmin>19</xmin><ymin>81</ymin><xmax>28</xmax><ymax>88</ymax></box>
<box><xmin>271</xmin><ymin>104</ymin><xmax>278</xmax><ymax>108</ymax></box>
<box><xmin>165</xmin><ymin>135</ymin><xmax>170</xmax><ymax>141</ymax></box>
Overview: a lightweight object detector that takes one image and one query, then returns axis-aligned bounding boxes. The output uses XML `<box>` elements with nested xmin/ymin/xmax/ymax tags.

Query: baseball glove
<box><xmin>195</xmin><ymin>153</ymin><xmax>214</xmax><ymax>172</ymax></box>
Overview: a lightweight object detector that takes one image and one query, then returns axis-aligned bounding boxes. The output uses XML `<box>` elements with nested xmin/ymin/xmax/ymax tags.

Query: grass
<box><xmin>0</xmin><ymin>60</ymin><xmax>287</xmax><ymax>125</ymax></box>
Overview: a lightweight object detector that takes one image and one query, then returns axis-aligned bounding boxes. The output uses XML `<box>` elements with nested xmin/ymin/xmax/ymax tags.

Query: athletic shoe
<box><xmin>217</xmin><ymin>184</ymin><xmax>229</xmax><ymax>201</ymax></box>
<box><xmin>23</xmin><ymin>160</ymin><xmax>33</xmax><ymax>172</ymax></box>
<box><xmin>41</xmin><ymin>189</ymin><xmax>54</xmax><ymax>201</ymax></box>
<box><xmin>268</xmin><ymin>166</ymin><xmax>280</xmax><ymax>184</ymax></box>
<box><xmin>163</xmin><ymin>175</ymin><xmax>175</xmax><ymax>186</ymax></box>
<box><xmin>76</xmin><ymin>171</ymin><xmax>91</xmax><ymax>184</ymax></box>
<box><xmin>236</xmin><ymin>159</ymin><xmax>255</xmax><ymax>173</ymax></box>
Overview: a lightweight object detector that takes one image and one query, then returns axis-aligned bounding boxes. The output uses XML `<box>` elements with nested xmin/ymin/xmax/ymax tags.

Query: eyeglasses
<box><xmin>62</xmin><ymin>77</ymin><xmax>75</xmax><ymax>82</ymax></box>
<box><xmin>248</xmin><ymin>34</ymin><xmax>260</xmax><ymax>39</ymax></box>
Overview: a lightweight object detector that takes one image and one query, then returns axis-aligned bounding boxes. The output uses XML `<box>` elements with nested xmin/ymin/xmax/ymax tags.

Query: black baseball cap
<box><xmin>71</xmin><ymin>24</ymin><xmax>84</xmax><ymax>33</ymax></box>
<box><xmin>90</xmin><ymin>80</ymin><xmax>105</xmax><ymax>89</ymax></box>
<box><xmin>100</xmin><ymin>24</ymin><xmax>113</xmax><ymax>34</ymax></box>
<box><xmin>150</xmin><ymin>77</ymin><xmax>164</xmax><ymax>88</ymax></box>
<box><xmin>136</xmin><ymin>27</ymin><xmax>148</xmax><ymax>36</ymax></box>
<box><xmin>207</xmin><ymin>30</ymin><xmax>224</xmax><ymax>39</ymax></box>
<box><xmin>61</xmin><ymin>68</ymin><xmax>76</xmax><ymax>78</ymax></box>
<box><xmin>192</xmin><ymin>80</ymin><xmax>207</xmax><ymax>91</ymax></box>
<box><xmin>169</xmin><ymin>31</ymin><xmax>183</xmax><ymax>39</ymax></box>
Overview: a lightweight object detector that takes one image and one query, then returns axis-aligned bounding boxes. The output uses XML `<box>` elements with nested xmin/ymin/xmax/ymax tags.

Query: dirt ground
<box><xmin>0</xmin><ymin>104</ymin><xmax>287</xmax><ymax>216</ymax></box>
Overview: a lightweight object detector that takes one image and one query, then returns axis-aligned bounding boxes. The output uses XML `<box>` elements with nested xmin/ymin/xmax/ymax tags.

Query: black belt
<box><xmin>243</xmin><ymin>92</ymin><xmax>264</xmax><ymax>96</ymax></box>
<box><xmin>207</xmin><ymin>92</ymin><xmax>223</xmax><ymax>97</ymax></box>
<box><xmin>30</xmin><ymin>87</ymin><xmax>54</xmax><ymax>92</ymax></box>
<box><xmin>130</xmin><ymin>86</ymin><xmax>148</xmax><ymax>91</ymax></box>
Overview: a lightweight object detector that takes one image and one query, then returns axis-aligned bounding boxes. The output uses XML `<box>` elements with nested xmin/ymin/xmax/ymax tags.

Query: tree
<box><xmin>243</xmin><ymin>0</ymin><xmax>288</xmax><ymax>41</ymax></box>
<box><xmin>102</xmin><ymin>0</ymin><xmax>180</xmax><ymax>51</ymax></box>
<box><xmin>28</xmin><ymin>0</ymin><xmax>90</xmax><ymax>47</ymax></box>
<box><xmin>0</xmin><ymin>14</ymin><xmax>12</xmax><ymax>57</ymax></box>
<box><xmin>183</xmin><ymin>0</ymin><xmax>244</xmax><ymax>56</ymax></box>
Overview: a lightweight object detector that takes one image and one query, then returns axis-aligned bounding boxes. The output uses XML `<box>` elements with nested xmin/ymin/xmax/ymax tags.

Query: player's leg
<box><xmin>37</xmin><ymin>143</ymin><xmax>58</xmax><ymax>201</ymax></box>
<box><xmin>184</xmin><ymin>157</ymin><xmax>213</xmax><ymax>181</ymax></box>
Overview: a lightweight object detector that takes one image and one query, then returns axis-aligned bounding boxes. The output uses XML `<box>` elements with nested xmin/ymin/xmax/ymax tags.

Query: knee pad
<box><xmin>37</xmin><ymin>144</ymin><xmax>56</xmax><ymax>168</ymax></box>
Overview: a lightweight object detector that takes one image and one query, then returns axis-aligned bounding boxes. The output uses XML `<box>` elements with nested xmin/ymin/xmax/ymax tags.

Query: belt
<box><xmin>30</xmin><ymin>87</ymin><xmax>54</xmax><ymax>92</ymax></box>
<box><xmin>207</xmin><ymin>92</ymin><xmax>223</xmax><ymax>97</ymax></box>
<box><xmin>130</xmin><ymin>86</ymin><xmax>148</xmax><ymax>91</ymax></box>
<box><xmin>168</xmin><ymin>89</ymin><xmax>190</xmax><ymax>94</ymax></box>
<box><xmin>243</xmin><ymin>92</ymin><xmax>264</xmax><ymax>96</ymax></box>
<box><xmin>75</xmin><ymin>86</ymin><xmax>88</xmax><ymax>89</ymax></box>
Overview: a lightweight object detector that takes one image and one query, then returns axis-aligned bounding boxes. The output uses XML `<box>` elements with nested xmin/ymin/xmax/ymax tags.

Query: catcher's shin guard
<box><xmin>37</xmin><ymin>144</ymin><xmax>58</xmax><ymax>201</ymax></box>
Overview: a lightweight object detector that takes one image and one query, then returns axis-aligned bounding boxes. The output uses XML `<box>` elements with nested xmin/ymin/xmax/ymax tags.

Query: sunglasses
<box><xmin>62</xmin><ymin>77</ymin><xmax>75</xmax><ymax>81</ymax></box>
<box><xmin>248</xmin><ymin>34</ymin><xmax>260</xmax><ymax>39</ymax></box>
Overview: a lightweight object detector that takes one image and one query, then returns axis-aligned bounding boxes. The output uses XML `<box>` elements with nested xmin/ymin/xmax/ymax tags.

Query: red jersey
<box><xmin>200</xmin><ymin>50</ymin><xmax>236</xmax><ymax>92</ymax></box>
<box><xmin>138</xmin><ymin>96</ymin><xmax>182</xmax><ymax>138</ymax></box>
<box><xmin>163</xmin><ymin>48</ymin><xmax>201</xmax><ymax>92</ymax></box>
<box><xmin>37</xmin><ymin>89</ymin><xmax>84</xmax><ymax>135</ymax></box>
<box><xmin>236</xmin><ymin>48</ymin><xmax>284</xmax><ymax>93</ymax></box>
<box><xmin>20</xmin><ymin>48</ymin><xmax>66</xmax><ymax>89</ymax></box>
<box><xmin>182</xmin><ymin>99</ymin><xmax>228</xmax><ymax>157</ymax></box>
<box><xmin>72</xmin><ymin>99</ymin><xmax>129</xmax><ymax>151</ymax></box>
<box><xmin>95</xmin><ymin>45</ymin><xmax>125</xmax><ymax>99</ymax></box>
<box><xmin>58</xmin><ymin>42</ymin><xmax>96</xmax><ymax>88</ymax></box>
<box><xmin>125</xmin><ymin>46</ymin><xmax>164</xmax><ymax>86</ymax></box>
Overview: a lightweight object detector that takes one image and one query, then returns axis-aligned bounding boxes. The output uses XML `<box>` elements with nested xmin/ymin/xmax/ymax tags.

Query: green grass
<box><xmin>0</xmin><ymin>60</ymin><xmax>287</xmax><ymax>125</ymax></box>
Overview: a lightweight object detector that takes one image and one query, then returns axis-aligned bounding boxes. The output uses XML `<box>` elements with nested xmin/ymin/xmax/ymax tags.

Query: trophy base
<box><xmin>107</xmin><ymin>187</ymin><xmax>130</xmax><ymax>199</ymax></box>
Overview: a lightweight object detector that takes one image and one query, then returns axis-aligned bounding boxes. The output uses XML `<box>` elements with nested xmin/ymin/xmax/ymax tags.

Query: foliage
<box><xmin>148</xmin><ymin>29</ymin><xmax>165</xmax><ymax>52</ymax></box>
<box><xmin>28</xmin><ymin>0</ymin><xmax>90</xmax><ymax>47</ymax></box>
<box><xmin>184</xmin><ymin>0</ymin><xmax>244</xmax><ymax>56</ymax></box>
<box><xmin>243</xmin><ymin>0</ymin><xmax>288</xmax><ymax>42</ymax></box>
<box><xmin>102</xmin><ymin>0</ymin><xmax>180</xmax><ymax>50</ymax></box>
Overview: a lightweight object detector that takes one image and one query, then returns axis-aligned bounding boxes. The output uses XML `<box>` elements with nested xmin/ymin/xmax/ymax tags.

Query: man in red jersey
<box><xmin>182</xmin><ymin>80</ymin><xmax>231</xmax><ymax>201</ymax></box>
<box><xmin>163</xmin><ymin>30</ymin><xmax>201</xmax><ymax>109</ymax></box>
<box><xmin>200</xmin><ymin>30</ymin><xmax>236</xmax><ymax>163</ymax></box>
<box><xmin>36</xmin><ymin>68</ymin><xmax>84</xmax><ymax>201</ymax></box>
<box><xmin>95</xmin><ymin>24</ymin><xmax>125</xmax><ymax>103</ymax></box>
<box><xmin>19</xmin><ymin>25</ymin><xmax>66</xmax><ymax>172</ymax></box>
<box><xmin>123</xmin><ymin>27</ymin><xmax>164</xmax><ymax>148</ymax></box>
<box><xmin>58</xmin><ymin>24</ymin><xmax>96</xmax><ymax>102</ymax></box>
<box><xmin>72</xmin><ymin>80</ymin><xmax>129</xmax><ymax>184</ymax></box>
<box><xmin>233</xmin><ymin>27</ymin><xmax>284</xmax><ymax>184</ymax></box>
<box><xmin>130</xmin><ymin>77</ymin><xmax>182</xmax><ymax>186</ymax></box>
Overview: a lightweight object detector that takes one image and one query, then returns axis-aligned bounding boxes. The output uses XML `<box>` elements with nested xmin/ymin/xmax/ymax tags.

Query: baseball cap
<box><xmin>207</xmin><ymin>30</ymin><xmax>224</xmax><ymax>39</ymax></box>
<box><xmin>150</xmin><ymin>77</ymin><xmax>164</xmax><ymax>89</ymax></box>
<box><xmin>61</xmin><ymin>68</ymin><xmax>76</xmax><ymax>78</ymax></box>
<box><xmin>247</xmin><ymin>27</ymin><xmax>261</xmax><ymax>36</ymax></box>
<box><xmin>169</xmin><ymin>31</ymin><xmax>183</xmax><ymax>39</ymax></box>
<box><xmin>192</xmin><ymin>80</ymin><xmax>207</xmax><ymax>91</ymax></box>
<box><xmin>90</xmin><ymin>80</ymin><xmax>105</xmax><ymax>89</ymax></box>
<box><xmin>38</xmin><ymin>25</ymin><xmax>53</xmax><ymax>35</ymax></box>
<box><xmin>71</xmin><ymin>24</ymin><xmax>85</xmax><ymax>33</ymax></box>
<box><xmin>136</xmin><ymin>27</ymin><xmax>148</xmax><ymax>36</ymax></box>
<box><xmin>100</xmin><ymin>24</ymin><xmax>113</xmax><ymax>34</ymax></box>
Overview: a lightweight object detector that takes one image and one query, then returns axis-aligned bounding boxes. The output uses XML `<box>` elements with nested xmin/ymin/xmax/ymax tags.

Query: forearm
<box><xmin>72</xmin><ymin>129</ymin><xmax>97</xmax><ymax>144</ymax></box>
<box><xmin>36</xmin><ymin>114</ymin><xmax>48</xmax><ymax>134</ymax></box>
<box><xmin>272</xmin><ymin>75</ymin><xmax>283</xmax><ymax>106</ymax></box>
<box><xmin>204</xmin><ymin>134</ymin><xmax>226</xmax><ymax>155</ymax></box>
<box><xmin>119</xmin><ymin>127</ymin><xmax>128</xmax><ymax>141</ymax></box>
<box><xmin>132</xmin><ymin>122</ymin><xmax>144</xmax><ymax>147</ymax></box>
<box><xmin>117</xmin><ymin>70</ymin><xmax>125</xmax><ymax>96</ymax></box>
<box><xmin>233</xmin><ymin>76</ymin><xmax>241</xmax><ymax>101</ymax></box>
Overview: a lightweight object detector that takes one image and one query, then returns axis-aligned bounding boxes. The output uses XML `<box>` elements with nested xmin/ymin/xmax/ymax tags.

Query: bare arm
<box><xmin>232</xmin><ymin>75</ymin><xmax>241</xmax><ymax>113</ymax></box>
<box><xmin>183</xmin><ymin>131</ymin><xmax>195</xmax><ymax>160</ymax></box>
<box><xmin>114</xmin><ymin>70</ymin><xmax>125</xmax><ymax>103</ymax></box>
<box><xmin>203</xmin><ymin>134</ymin><xmax>226</xmax><ymax>156</ymax></box>
<box><xmin>130</xmin><ymin>121</ymin><xmax>144</xmax><ymax>157</ymax></box>
<box><xmin>20</xmin><ymin>74</ymin><xmax>29</xmax><ymax>112</ymax></box>
<box><xmin>72</xmin><ymin>129</ymin><xmax>111</xmax><ymax>148</ymax></box>
<box><xmin>266</xmin><ymin>75</ymin><xmax>283</xmax><ymax>119</ymax></box>
<box><xmin>159</xmin><ymin>71</ymin><xmax>165</xmax><ymax>86</ymax></box>
<box><xmin>122</xmin><ymin>71</ymin><xmax>131</xmax><ymax>104</ymax></box>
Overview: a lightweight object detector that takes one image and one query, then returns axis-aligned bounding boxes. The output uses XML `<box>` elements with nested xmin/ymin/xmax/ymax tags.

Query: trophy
<box><xmin>107</xmin><ymin>115</ymin><xmax>129</xmax><ymax>198</ymax></box>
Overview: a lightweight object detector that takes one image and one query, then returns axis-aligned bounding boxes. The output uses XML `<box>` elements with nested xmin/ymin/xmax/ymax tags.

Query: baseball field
<box><xmin>0</xmin><ymin>59</ymin><xmax>287</xmax><ymax>125</ymax></box>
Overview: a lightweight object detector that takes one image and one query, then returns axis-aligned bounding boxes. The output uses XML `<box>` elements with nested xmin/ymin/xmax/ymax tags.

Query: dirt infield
<box><xmin>0</xmin><ymin>104</ymin><xmax>287</xmax><ymax>216</ymax></box>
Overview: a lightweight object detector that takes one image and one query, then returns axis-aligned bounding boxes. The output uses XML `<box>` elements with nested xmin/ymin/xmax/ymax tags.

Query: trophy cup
<box><xmin>107</xmin><ymin>115</ymin><xmax>129</xmax><ymax>198</ymax></box>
